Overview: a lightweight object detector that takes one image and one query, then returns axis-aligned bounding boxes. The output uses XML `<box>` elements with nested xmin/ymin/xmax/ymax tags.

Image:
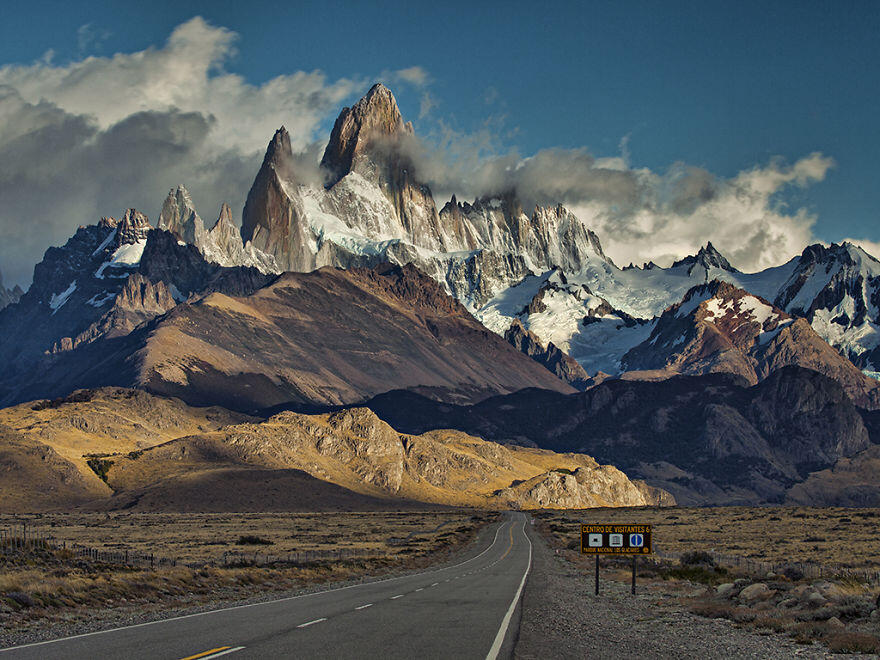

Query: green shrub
<box><xmin>86</xmin><ymin>457</ymin><xmax>114</xmax><ymax>483</ymax></box>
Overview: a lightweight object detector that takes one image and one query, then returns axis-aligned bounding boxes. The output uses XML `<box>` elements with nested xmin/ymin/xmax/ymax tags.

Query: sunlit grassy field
<box><xmin>0</xmin><ymin>510</ymin><xmax>489</xmax><ymax>564</ymax></box>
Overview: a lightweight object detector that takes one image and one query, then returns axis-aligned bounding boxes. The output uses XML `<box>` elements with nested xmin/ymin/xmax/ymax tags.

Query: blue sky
<box><xmin>0</xmin><ymin>1</ymin><xmax>878</xmax><ymax>284</ymax></box>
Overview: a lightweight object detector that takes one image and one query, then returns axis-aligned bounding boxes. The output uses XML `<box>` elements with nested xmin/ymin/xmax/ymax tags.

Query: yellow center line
<box><xmin>497</xmin><ymin>524</ymin><xmax>515</xmax><ymax>562</ymax></box>
<box><xmin>179</xmin><ymin>647</ymin><xmax>231</xmax><ymax>660</ymax></box>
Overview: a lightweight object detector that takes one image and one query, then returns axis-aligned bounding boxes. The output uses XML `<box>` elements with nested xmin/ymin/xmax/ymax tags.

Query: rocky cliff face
<box><xmin>670</xmin><ymin>241</ymin><xmax>738</xmax><ymax>275</ymax></box>
<box><xmin>161</xmin><ymin>186</ymin><xmax>277</xmax><ymax>273</ymax></box>
<box><xmin>769</xmin><ymin>242</ymin><xmax>880</xmax><ymax>372</ymax></box>
<box><xmin>621</xmin><ymin>280</ymin><xmax>880</xmax><ymax>408</ymax></box>
<box><xmin>505</xmin><ymin>318</ymin><xmax>591</xmax><ymax>390</ymax></box>
<box><xmin>158</xmin><ymin>185</ymin><xmax>207</xmax><ymax>247</ymax></box>
<box><xmin>0</xmin><ymin>210</ymin><xmax>155</xmax><ymax>378</ymax></box>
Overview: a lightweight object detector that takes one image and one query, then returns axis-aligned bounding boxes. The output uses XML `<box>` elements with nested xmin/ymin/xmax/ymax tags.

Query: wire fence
<box><xmin>0</xmin><ymin>523</ymin><xmax>378</xmax><ymax>570</ymax></box>
<box><xmin>0</xmin><ymin>523</ymin><xmax>167</xmax><ymax>567</ymax></box>
<box><xmin>653</xmin><ymin>548</ymin><xmax>880</xmax><ymax>585</ymax></box>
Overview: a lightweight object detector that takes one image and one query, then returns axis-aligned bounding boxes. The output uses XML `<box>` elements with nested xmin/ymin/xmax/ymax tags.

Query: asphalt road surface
<box><xmin>1</xmin><ymin>512</ymin><xmax>533</xmax><ymax>660</ymax></box>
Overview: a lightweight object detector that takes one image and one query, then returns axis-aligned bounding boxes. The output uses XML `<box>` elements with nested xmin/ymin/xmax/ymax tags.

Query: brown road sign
<box><xmin>581</xmin><ymin>524</ymin><xmax>652</xmax><ymax>555</ymax></box>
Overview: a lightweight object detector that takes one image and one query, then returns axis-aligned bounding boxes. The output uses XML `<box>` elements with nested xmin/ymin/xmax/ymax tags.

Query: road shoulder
<box><xmin>515</xmin><ymin>519</ymin><xmax>832</xmax><ymax>659</ymax></box>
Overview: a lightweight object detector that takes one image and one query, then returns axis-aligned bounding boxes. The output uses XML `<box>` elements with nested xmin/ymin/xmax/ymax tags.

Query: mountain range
<box><xmin>2</xmin><ymin>82</ymin><xmax>880</xmax><ymax>508</ymax></box>
<box><xmin>355</xmin><ymin>366</ymin><xmax>874</xmax><ymax>506</ymax></box>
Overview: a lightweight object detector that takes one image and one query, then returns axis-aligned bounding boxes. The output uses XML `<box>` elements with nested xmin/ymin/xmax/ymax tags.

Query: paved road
<box><xmin>1</xmin><ymin>512</ymin><xmax>533</xmax><ymax>660</ymax></box>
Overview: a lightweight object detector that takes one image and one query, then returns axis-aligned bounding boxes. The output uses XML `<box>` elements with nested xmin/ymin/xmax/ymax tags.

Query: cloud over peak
<box><xmin>0</xmin><ymin>16</ymin><xmax>841</xmax><ymax>286</ymax></box>
<box><xmin>0</xmin><ymin>17</ymin><xmax>369</xmax><ymax>285</ymax></box>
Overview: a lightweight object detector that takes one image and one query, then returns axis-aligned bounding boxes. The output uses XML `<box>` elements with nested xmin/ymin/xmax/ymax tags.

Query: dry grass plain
<box><xmin>0</xmin><ymin>510</ymin><xmax>486</xmax><ymax>564</ymax></box>
<box><xmin>535</xmin><ymin>506</ymin><xmax>880</xmax><ymax>568</ymax></box>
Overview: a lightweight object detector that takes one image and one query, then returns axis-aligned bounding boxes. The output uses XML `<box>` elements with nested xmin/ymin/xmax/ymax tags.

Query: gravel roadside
<box><xmin>514</xmin><ymin>520</ymin><xmax>840</xmax><ymax>659</ymax></box>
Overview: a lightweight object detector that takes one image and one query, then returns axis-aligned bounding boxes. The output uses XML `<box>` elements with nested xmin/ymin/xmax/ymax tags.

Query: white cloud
<box><xmin>388</xmin><ymin>65</ymin><xmax>430</xmax><ymax>88</ymax></box>
<box><xmin>400</xmin><ymin>120</ymin><xmax>834</xmax><ymax>273</ymax></box>
<box><xmin>0</xmin><ymin>16</ymin><xmax>364</xmax><ymax>286</ymax></box>
<box><xmin>0</xmin><ymin>17</ymin><xmax>359</xmax><ymax>155</ymax></box>
<box><xmin>76</xmin><ymin>23</ymin><xmax>111</xmax><ymax>55</ymax></box>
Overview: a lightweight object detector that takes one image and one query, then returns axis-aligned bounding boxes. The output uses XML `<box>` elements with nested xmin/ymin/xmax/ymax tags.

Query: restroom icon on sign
<box><xmin>630</xmin><ymin>533</ymin><xmax>644</xmax><ymax>548</ymax></box>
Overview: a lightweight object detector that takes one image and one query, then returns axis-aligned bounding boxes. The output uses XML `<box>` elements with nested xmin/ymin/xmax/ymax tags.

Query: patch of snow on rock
<box><xmin>49</xmin><ymin>280</ymin><xmax>77</xmax><ymax>314</ymax></box>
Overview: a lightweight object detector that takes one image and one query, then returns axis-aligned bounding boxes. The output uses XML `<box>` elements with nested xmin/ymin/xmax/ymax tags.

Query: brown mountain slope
<box><xmin>0</xmin><ymin>388</ymin><xmax>250</xmax><ymax>475</ymax></box>
<box><xmin>98</xmin><ymin>407</ymin><xmax>670</xmax><ymax>511</ymax></box>
<box><xmin>622</xmin><ymin>280</ymin><xmax>880</xmax><ymax>408</ymax></box>
<box><xmin>0</xmin><ymin>388</ymin><xmax>253</xmax><ymax>510</ymax></box>
<box><xmin>0</xmin><ymin>425</ymin><xmax>108</xmax><ymax>510</ymax></box>
<box><xmin>360</xmin><ymin>366</ymin><xmax>873</xmax><ymax>506</ymax></box>
<box><xmin>2</xmin><ymin>263</ymin><xmax>573</xmax><ymax>411</ymax></box>
<box><xmin>132</xmin><ymin>263</ymin><xmax>575</xmax><ymax>410</ymax></box>
<box><xmin>786</xmin><ymin>445</ymin><xmax>880</xmax><ymax>507</ymax></box>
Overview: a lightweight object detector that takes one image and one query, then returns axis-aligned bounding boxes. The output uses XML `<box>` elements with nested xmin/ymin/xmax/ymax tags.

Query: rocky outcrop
<box><xmin>240</xmin><ymin>127</ymin><xmax>314</xmax><ymax>271</ymax></box>
<box><xmin>162</xmin><ymin>186</ymin><xmax>277</xmax><ymax>273</ymax></box>
<box><xmin>0</xmin><ymin>268</ymin><xmax>22</xmax><ymax>310</ymax></box>
<box><xmin>320</xmin><ymin>82</ymin><xmax>413</xmax><ymax>186</ymax></box>
<box><xmin>771</xmin><ymin>242</ymin><xmax>880</xmax><ymax>370</ymax></box>
<box><xmin>505</xmin><ymin>319</ymin><xmax>591</xmax><ymax>390</ymax></box>
<box><xmin>114</xmin><ymin>208</ymin><xmax>152</xmax><ymax>247</ymax></box>
<box><xmin>498</xmin><ymin>466</ymin><xmax>654</xmax><ymax>509</ymax></box>
<box><xmin>98</xmin><ymin>405</ymin><xmax>671</xmax><ymax>510</ymax></box>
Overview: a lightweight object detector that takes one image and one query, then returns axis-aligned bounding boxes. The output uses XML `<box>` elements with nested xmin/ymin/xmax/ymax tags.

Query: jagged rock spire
<box><xmin>671</xmin><ymin>241</ymin><xmax>737</xmax><ymax>274</ymax></box>
<box><xmin>261</xmin><ymin>126</ymin><xmax>295</xmax><ymax>181</ymax></box>
<box><xmin>115</xmin><ymin>209</ymin><xmax>152</xmax><ymax>247</ymax></box>
<box><xmin>320</xmin><ymin>83</ymin><xmax>412</xmax><ymax>186</ymax></box>
<box><xmin>158</xmin><ymin>185</ymin><xmax>205</xmax><ymax>246</ymax></box>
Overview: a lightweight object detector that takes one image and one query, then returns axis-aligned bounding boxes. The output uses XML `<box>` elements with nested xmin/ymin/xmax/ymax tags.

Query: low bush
<box><xmin>236</xmin><ymin>535</ymin><xmax>273</xmax><ymax>546</ymax></box>
<box><xmin>664</xmin><ymin>565</ymin><xmax>728</xmax><ymax>585</ymax></box>
<box><xmin>779</xmin><ymin>564</ymin><xmax>804</xmax><ymax>581</ymax></box>
<box><xmin>5</xmin><ymin>592</ymin><xmax>35</xmax><ymax>608</ymax></box>
<box><xmin>823</xmin><ymin>631</ymin><xmax>880</xmax><ymax>654</ymax></box>
<box><xmin>85</xmin><ymin>457</ymin><xmax>114</xmax><ymax>483</ymax></box>
<box><xmin>679</xmin><ymin>550</ymin><xmax>715</xmax><ymax>568</ymax></box>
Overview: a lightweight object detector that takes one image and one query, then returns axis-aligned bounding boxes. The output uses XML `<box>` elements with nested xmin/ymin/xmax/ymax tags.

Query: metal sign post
<box><xmin>581</xmin><ymin>524</ymin><xmax>653</xmax><ymax>596</ymax></box>
<box><xmin>632</xmin><ymin>555</ymin><xmax>637</xmax><ymax>595</ymax></box>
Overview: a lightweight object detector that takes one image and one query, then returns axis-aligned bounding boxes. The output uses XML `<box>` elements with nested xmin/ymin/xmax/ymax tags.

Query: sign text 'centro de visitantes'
<box><xmin>580</xmin><ymin>524</ymin><xmax>653</xmax><ymax>555</ymax></box>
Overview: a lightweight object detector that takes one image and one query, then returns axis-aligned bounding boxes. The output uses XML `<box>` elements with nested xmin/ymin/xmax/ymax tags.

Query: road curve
<box><xmin>1</xmin><ymin>512</ymin><xmax>533</xmax><ymax>660</ymax></box>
